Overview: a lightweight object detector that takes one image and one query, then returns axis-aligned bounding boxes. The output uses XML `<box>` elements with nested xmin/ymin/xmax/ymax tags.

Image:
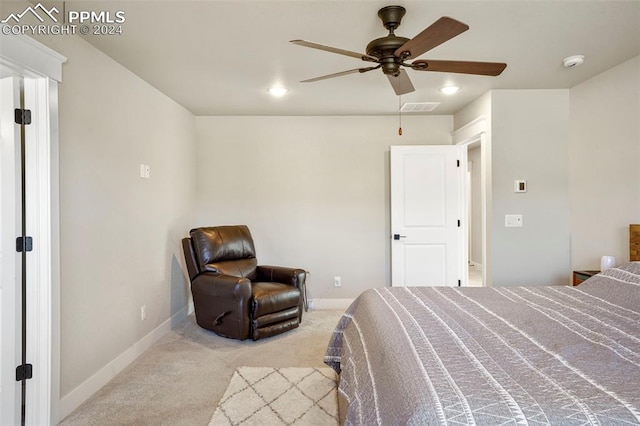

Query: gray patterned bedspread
<box><xmin>324</xmin><ymin>262</ymin><xmax>640</xmax><ymax>425</ymax></box>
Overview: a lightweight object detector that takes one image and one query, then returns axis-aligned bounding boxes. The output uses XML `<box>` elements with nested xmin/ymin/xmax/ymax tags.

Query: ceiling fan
<box><xmin>290</xmin><ymin>5</ymin><xmax>507</xmax><ymax>95</ymax></box>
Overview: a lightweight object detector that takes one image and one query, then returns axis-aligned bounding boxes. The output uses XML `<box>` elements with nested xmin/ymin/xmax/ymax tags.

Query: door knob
<box><xmin>393</xmin><ymin>234</ymin><xmax>407</xmax><ymax>240</ymax></box>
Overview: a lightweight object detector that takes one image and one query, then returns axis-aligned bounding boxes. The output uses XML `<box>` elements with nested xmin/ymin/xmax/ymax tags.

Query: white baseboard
<box><xmin>58</xmin><ymin>305</ymin><xmax>189</xmax><ymax>422</ymax></box>
<box><xmin>308</xmin><ymin>298</ymin><xmax>354</xmax><ymax>310</ymax></box>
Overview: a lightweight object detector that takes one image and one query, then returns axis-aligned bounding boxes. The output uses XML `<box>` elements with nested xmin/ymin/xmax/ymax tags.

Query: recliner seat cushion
<box><xmin>251</xmin><ymin>282</ymin><xmax>301</xmax><ymax>318</ymax></box>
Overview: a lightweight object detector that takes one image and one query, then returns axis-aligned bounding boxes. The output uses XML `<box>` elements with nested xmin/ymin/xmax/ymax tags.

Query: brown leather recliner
<box><xmin>182</xmin><ymin>225</ymin><xmax>306</xmax><ymax>340</ymax></box>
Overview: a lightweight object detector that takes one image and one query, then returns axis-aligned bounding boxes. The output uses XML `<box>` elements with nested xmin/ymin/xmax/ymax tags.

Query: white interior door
<box><xmin>1</xmin><ymin>32</ymin><xmax>64</xmax><ymax>424</ymax></box>
<box><xmin>0</xmin><ymin>75</ymin><xmax>22</xmax><ymax>426</ymax></box>
<box><xmin>391</xmin><ymin>145</ymin><xmax>464</xmax><ymax>287</ymax></box>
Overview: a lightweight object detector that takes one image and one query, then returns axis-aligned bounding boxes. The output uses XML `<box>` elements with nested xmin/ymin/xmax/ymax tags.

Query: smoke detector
<box><xmin>563</xmin><ymin>55</ymin><xmax>585</xmax><ymax>68</ymax></box>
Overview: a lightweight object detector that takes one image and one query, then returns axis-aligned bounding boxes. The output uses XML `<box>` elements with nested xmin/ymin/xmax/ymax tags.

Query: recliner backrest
<box><xmin>182</xmin><ymin>237</ymin><xmax>200</xmax><ymax>281</ymax></box>
<box><xmin>189</xmin><ymin>225</ymin><xmax>258</xmax><ymax>279</ymax></box>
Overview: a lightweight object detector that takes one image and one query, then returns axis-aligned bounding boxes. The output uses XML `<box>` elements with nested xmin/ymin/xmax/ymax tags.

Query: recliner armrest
<box><xmin>190</xmin><ymin>272</ymin><xmax>252</xmax><ymax>340</ymax></box>
<box><xmin>256</xmin><ymin>265</ymin><xmax>307</xmax><ymax>289</ymax></box>
<box><xmin>191</xmin><ymin>272</ymin><xmax>252</xmax><ymax>300</ymax></box>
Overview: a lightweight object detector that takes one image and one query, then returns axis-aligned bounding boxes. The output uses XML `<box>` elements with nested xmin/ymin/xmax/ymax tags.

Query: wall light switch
<box><xmin>505</xmin><ymin>214</ymin><xmax>523</xmax><ymax>227</ymax></box>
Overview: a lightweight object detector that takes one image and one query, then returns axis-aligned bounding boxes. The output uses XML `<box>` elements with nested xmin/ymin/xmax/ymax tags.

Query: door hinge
<box><xmin>16</xmin><ymin>364</ymin><xmax>33</xmax><ymax>381</ymax></box>
<box><xmin>14</xmin><ymin>108</ymin><xmax>32</xmax><ymax>125</ymax></box>
<box><xmin>456</xmin><ymin>159</ymin><xmax>460</xmax><ymax>167</ymax></box>
<box><xmin>457</xmin><ymin>219</ymin><xmax>461</xmax><ymax>227</ymax></box>
<box><xmin>16</xmin><ymin>236</ymin><xmax>33</xmax><ymax>252</ymax></box>
<box><xmin>458</xmin><ymin>280</ymin><xmax>461</xmax><ymax>287</ymax></box>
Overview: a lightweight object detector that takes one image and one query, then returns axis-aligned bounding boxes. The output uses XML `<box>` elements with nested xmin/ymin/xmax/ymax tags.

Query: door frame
<box><xmin>453</xmin><ymin>117</ymin><xmax>491</xmax><ymax>286</ymax></box>
<box><xmin>1</xmin><ymin>73</ymin><xmax>22</xmax><ymax>426</ymax></box>
<box><xmin>0</xmin><ymin>29</ymin><xmax>65</xmax><ymax>424</ymax></box>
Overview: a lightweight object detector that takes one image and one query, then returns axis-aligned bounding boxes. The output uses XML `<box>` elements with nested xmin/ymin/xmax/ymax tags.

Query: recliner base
<box><xmin>252</xmin><ymin>317</ymin><xmax>300</xmax><ymax>340</ymax></box>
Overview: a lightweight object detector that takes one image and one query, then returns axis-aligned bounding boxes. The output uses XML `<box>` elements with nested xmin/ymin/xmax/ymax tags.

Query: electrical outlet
<box><xmin>140</xmin><ymin>305</ymin><xmax>146</xmax><ymax>321</ymax></box>
<box><xmin>334</xmin><ymin>276</ymin><xmax>341</xmax><ymax>287</ymax></box>
<box><xmin>139</xmin><ymin>164</ymin><xmax>150</xmax><ymax>179</ymax></box>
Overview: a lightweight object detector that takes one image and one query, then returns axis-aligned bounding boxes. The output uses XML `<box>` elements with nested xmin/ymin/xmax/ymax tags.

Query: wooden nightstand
<box><xmin>572</xmin><ymin>270</ymin><xmax>599</xmax><ymax>286</ymax></box>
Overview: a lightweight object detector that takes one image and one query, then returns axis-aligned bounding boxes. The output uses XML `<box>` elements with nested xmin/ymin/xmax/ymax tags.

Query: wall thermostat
<box><xmin>514</xmin><ymin>180</ymin><xmax>527</xmax><ymax>193</ymax></box>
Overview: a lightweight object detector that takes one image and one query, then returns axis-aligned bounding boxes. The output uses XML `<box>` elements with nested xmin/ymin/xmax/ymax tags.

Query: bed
<box><xmin>324</xmin><ymin>261</ymin><xmax>640</xmax><ymax>425</ymax></box>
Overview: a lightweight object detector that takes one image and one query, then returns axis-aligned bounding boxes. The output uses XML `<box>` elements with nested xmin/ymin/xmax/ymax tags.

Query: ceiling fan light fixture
<box><xmin>268</xmin><ymin>87</ymin><xmax>289</xmax><ymax>97</ymax></box>
<box><xmin>440</xmin><ymin>85</ymin><xmax>459</xmax><ymax>95</ymax></box>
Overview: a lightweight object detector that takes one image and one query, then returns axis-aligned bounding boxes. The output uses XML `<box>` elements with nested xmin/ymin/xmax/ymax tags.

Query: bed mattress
<box><xmin>325</xmin><ymin>262</ymin><xmax>640</xmax><ymax>425</ymax></box>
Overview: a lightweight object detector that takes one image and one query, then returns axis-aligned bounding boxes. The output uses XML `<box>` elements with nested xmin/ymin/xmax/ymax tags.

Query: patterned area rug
<box><xmin>209</xmin><ymin>367</ymin><xmax>338</xmax><ymax>425</ymax></box>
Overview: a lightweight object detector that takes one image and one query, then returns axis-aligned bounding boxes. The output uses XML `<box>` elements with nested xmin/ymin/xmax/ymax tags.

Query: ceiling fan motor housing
<box><xmin>366</xmin><ymin>35</ymin><xmax>410</xmax><ymax>59</ymax></box>
<box><xmin>366</xmin><ymin>35</ymin><xmax>410</xmax><ymax>77</ymax></box>
<box><xmin>367</xmin><ymin>6</ymin><xmax>410</xmax><ymax>75</ymax></box>
<box><xmin>379</xmin><ymin>57</ymin><xmax>404</xmax><ymax>76</ymax></box>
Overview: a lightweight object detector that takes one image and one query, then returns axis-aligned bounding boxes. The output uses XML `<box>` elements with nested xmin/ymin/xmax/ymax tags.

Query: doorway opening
<box><xmin>466</xmin><ymin>142</ymin><xmax>483</xmax><ymax>287</ymax></box>
<box><xmin>454</xmin><ymin>118</ymin><xmax>490</xmax><ymax>288</ymax></box>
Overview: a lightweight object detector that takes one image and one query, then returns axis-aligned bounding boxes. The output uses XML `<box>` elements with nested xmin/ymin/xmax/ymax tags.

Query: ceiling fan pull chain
<box><xmin>398</xmin><ymin>91</ymin><xmax>403</xmax><ymax>136</ymax></box>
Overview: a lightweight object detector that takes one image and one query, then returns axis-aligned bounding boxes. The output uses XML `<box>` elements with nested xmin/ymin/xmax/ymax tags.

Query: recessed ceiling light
<box><xmin>268</xmin><ymin>87</ymin><xmax>288</xmax><ymax>97</ymax></box>
<box><xmin>440</xmin><ymin>85</ymin><xmax>459</xmax><ymax>95</ymax></box>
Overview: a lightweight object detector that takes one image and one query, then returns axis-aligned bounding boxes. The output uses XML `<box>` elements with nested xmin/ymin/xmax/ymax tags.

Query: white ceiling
<box><xmin>73</xmin><ymin>0</ymin><xmax>640</xmax><ymax>116</ymax></box>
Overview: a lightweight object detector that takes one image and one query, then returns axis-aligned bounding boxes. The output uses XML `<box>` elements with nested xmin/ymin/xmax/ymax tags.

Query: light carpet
<box><xmin>209</xmin><ymin>367</ymin><xmax>338</xmax><ymax>425</ymax></box>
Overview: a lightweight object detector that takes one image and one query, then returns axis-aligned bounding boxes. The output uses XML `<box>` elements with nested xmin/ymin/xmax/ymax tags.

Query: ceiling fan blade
<box><xmin>395</xmin><ymin>17</ymin><xmax>469</xmax><ymax>60</ymax></box>
<box><xmin>387</xmin><ymin>69</ymin><xmax>415</xmax><ymax>95</ymax></box>
<box><xmin>412</xmin><ymin>59</ymin><xmax>507</xmax><ymax>76</ymax></box>
<box><xmin>290</xmin><ymin>40</ymin><xmax>378</xmax><ymax>63</ymax></box>
<box><xmin>301</xmin><ymin>66</ymin><xmax>380</xmax><ymax>83</ymax></box>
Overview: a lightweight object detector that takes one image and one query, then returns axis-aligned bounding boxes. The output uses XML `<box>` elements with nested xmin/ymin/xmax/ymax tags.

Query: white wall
<box><xmin>454</xmin><ymin>55</ymin><xmax>640</xmax><ymax>281</ymax></box>
<box><xmin>454</xmin><ymin>92</ymin><xmax>491</xmax><ymax>131</ymax></box>
<box><xmin>569</xmin><ymin>56</ymin><xmax>640</xmax><ymax>269</ymax></box>
<box><xmin>28</xmin><ymin>30</ymin><xmax>197</xmax><ymax>410</ymax></box>
<box><xmin>195</xmin><ymin>115</ymin><xmax>452</xmax><ymax>300</ymax></box>
<box><xmin>454</xmin><ymin>90</ymin><xmax>571</xmax><ymax>286</ymax></box>
<box><xmin>491</xmin><ymin>90</ymin><xmax>571</xmax><ymax>286</ymax></box>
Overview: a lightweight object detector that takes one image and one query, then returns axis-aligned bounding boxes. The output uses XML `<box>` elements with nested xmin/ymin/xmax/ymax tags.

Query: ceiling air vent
<box><xmin>400</xmin><ymin>102</ymin><xmax>440</xmax><ymax>112</ymax></box>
